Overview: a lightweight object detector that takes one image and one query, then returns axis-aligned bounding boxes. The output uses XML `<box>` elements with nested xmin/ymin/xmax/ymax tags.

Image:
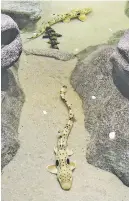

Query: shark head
<box><xmin>56</xmin><ymin>157</ymin><xmax>75</xmax><ymax>190</ymax></box>
<box><xmin>47</xmin><ymin>149</ymin><xmax>76</xmax><ymax>190</ymax></box>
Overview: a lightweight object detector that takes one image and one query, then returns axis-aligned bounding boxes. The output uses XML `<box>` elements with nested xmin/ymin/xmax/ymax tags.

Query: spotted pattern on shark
<box><xmin>47</xmin><ymin>85</ymin><xmax>76</xmax><ymax>190</ymax></box>
<box><xmin>28</xmin><ymin>8</ymin><xmax>92</xmax><ymax>40</ymax></box>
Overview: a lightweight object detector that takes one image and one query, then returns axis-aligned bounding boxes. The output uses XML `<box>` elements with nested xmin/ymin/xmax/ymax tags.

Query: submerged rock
<box><xmin>125</xmin><ymin>1</ymin><xmax>129</xmax><ymax>18</ymax></box>
<box><xmin>1</xmin><ymin>68</ymin><xmax>25</xmax><ymax>170</ymax></box>
<box><xmin>107</xmin><ymin>30</ymin><xmax>126</xmax><ymax>45</ymax></box>
<box><xmin>71</xmin><ymin>31</ymin><xmax>129</xmax><ymax>187</ymax></box>
<box><xmin>23</xmin><ymin>48</ymin><xmax>75</xmax><ymax>61</ymax></box>
<box><xmin>1</xmin><ymin>14</ymin><xmax>24</xmax><ymax>169</ymax></box>
<box><xmin>1</xmin><ymin>14</ymin><xmax>22</xmax><ymax>69</ymax></box>
<box><xmin>1</xmin><ymin>1</ymin><xmax>42</xmax><ymax>29</ymax></box>
<box><xmin>111</xmin><ymin>30</ymin><xmax>129</xmax><ymax>100</ymax></box>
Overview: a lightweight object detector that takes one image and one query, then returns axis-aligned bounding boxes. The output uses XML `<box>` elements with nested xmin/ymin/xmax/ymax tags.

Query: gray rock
<box><xmin>1</xmin><ymin>68</ymin><xmax>25</xmax><ymax>170</ymax></box>
<box><xmin>1</xmin><ymin>1</ymin><xmax>42</xmax><ymax>30</ymax></box>
<box><xmin>1</xmin><ymin>11</ymin><xmax>24</xmax><ymax>170</ymax></box>
<box><xmin>117</xmin><ymin>29</ymin><xmax>129</xmax><ymax>64</ymax></box>
<box><xmin>107</xmin><ymin>30</ymin><xmax>126</xmax><ymax>45</ymax></box>
<box><xmin>110</xmin><ymin>29</ymin><xmax>129</xmax><ymax>99</ymax></box>
<box><xmin>125</xmin><ymin>1</ymin><xmax>129</xmax><ymax>18</ymax></box>
<box><xmin>76</xmin><ymin>30</ymin><xmax>126</xmax><ymax>62</ymax></box>
<box><xmin>75</xmin><ymin>44</ymin><xmax>104</xmax><ymax>62</ymax></box>
<box><xmin>1</xmin><ymin>14</ymin><xmax>22</xmax><ymax>69</ymax></box>
<box><xmin>71</xmin><ymin>37</ymin><xmax>129</xmax><ymax>186</ymax></box>
<box><xmin>23</xmin><ymin>48</ymin><xmax>75</xmax><ymax>61</ymax></box>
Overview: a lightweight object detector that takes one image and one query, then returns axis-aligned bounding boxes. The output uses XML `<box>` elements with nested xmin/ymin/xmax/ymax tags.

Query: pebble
<box><xmin>43</xmin><ymin>110</ymin><xmax>47</xmax><ymax>115</ymax></box>
<box><xmin>109</xmin><ymin>131</ymin><xmax>116</xmax><ymax>139</ymax></box>
<box><xmin>91</xmin><ymin>96</ymin><xmax>96</xmax><ymax>100</ymax></box>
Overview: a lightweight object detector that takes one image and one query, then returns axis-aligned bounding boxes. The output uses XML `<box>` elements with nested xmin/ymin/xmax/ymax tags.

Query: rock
<box><xmin>23</xmin><ymin>48</ymin><xmax>75</xmax><ymax>61</ymax></box>
<box><xmin>117</xmin><ymin>30</ymin><xmax>129</xmax><ymax>64</ymax></box>
<box><xmin>76</xmin><ymin>30</ymin><xmax>126</xmax><ymax>62</ymax></box>
<box><xmin>75</xmin><ymin>44</ymin><xmax>104</xmax><ymax>62</ymax></box>
<box><xmin>1</xmin><ymin>68</ymin><xmax>25</xmax><ymax>170</ymax></box>
<box><xmin>125</xmin><ymin>1</ymin><xmax>129</xmax><ymax>18</ymax></box>
<box><xmin>107</xmin><ymin>30</ymin><xmax>126</xmax><ymax>45</ymax></box>
<box><xmin>1</xmin><ymin>1</ymin><xmax>42</xmax><ymax>30</ymax></box>
<box><xmin>1</xmin><ymin>14</ymin><xmax>22</xmax><ymax>69</ymax></box>
<box><xmin>1</xmin><ymin>14</ymin><xmax>24</xmax><ymax>169</ymax></box>
<box><xmin>71</xmin><ymin>32</ymin><xmax>129</xmax><ymax>186</ymax></box>
<box><xmin>110</xmin><ymin>29</ymin><xmax>129</xmax><ymax>100</ymax></box>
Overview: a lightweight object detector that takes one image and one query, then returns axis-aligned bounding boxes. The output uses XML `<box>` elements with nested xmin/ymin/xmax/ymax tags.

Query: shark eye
<box><xmin>56</xmin><ymin>160</ymin><xmax>59</xmax><ymax>166</ymax></box>
<box><xmin>67</xmin><ymin>158</ymin><xmax>70</xmax><ymax>164</ymax></box>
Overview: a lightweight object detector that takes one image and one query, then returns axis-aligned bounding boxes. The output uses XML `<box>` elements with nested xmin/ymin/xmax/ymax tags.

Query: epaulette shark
<box><xmin>28</xmin><ymin>8</ymin><xmax>92</xmax><ymax>40</ymax></box>
<box><xmin>47</xmin><ymin>85</ymin><xmax>76</xmax><ymax>190</ymax></box>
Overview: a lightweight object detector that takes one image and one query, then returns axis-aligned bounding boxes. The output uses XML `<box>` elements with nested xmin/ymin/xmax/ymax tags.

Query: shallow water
<box><xmin>23</xmin><ymin>1</ymin><xmax>129</xmax><ymax>53</ymax></box>
<box><xmin>2</xmin><ymin>1</ymin><xmax>129</xmax><ymax>201</ymax></box>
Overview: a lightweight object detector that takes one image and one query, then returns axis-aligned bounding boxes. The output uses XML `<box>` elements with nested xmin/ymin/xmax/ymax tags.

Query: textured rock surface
<box><xmin>76</xmin><ymin>30</ymin><xmax>126</xmax><ymax>62</ymax></box>
<box><xmin>23</xmin><ymin>48</ymin><xmax>75</xmax><ymax>61</ymax></box>
<box><xmin>1</xmin><ymin>68</ymin><xmax>25</xmax><ymax>170</ymax></box>
<box><xmin>117</xmin><ymin>30</ymin><xmax>129</xmax><ymax>65</ymax></box>
<box><xmin>107</xmin><ymin>30</ymin><xmax>126</xmax><ymax>45</ymax></box>
<box><xmin>1</xmin><ymin>13</ymin><xmax>24</xmax><ymax>169</ymax></box>
<box><xmin>1</xmin><ymin>1</ymin><xmax>41</xmax><ymax>29</ymax></box>
<box><xmin>125</xmin><ymin>1</ymin><xmax>129</xmax><ymax>17</ymax></box>
<box><xmin>1</xmin><ymin>14</ymin><xmax>22</xmax><ymax>69</ymax></box>
<box><xmin>71</xmin><ymin>32</ymin><xmax>129</xmax><ymax>186</ymax></box>
<box><xmin>111</xmin><ymin>29</ymin><xmax>129</xmax><ymax>99</ymax></box>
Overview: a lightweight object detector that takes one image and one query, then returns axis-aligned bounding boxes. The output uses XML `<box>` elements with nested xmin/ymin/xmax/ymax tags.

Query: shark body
<box><xmin>47</xmin><ymin>85</ymin><xmax>76</xmax><ymax>190</ymax></box>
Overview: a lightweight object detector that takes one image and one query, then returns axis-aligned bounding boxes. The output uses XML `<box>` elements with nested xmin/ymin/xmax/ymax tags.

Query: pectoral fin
<box><xmin>70</xmin><ymin>161</ymin><xmax>76</xmax><ymax>171</ymax></box>
<box><xmin>54</xmin><ymin>146</ymin><xmax>57</xmax><ymax>154</ymax></box>
<box><xmin>47</xmin><ymin>165</ymin><xmax>57</xmax><ymax>174</ymax></box>
<box><xmin>58</xmin><ymin>130</ymin><xmax>63</xmax><ymax>137</ymax></box>
<box><xmin>78</xmin><ymin>14</ymin><xmax>87</xmax><ymax>22</ymax></box>
<box><xmin>67</xmin><ymin>148</ymin><xmax>74</xmax><ymax>156</ymax></box>
<box><xmin>63</xmin><ymin>18</ymin><xmax>70</xmax><ymax>23</ymax></box>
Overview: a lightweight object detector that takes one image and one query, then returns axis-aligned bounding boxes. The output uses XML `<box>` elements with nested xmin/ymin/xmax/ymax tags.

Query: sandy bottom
<box><xmin>2</xmin><ymin>1</ymin><xmax>129</xmax><ymax>201</ymax></box>
<box><xmin>23</xmin><ymin>1</ymin><xmax>129</xmax><ymax>53</ymax></box>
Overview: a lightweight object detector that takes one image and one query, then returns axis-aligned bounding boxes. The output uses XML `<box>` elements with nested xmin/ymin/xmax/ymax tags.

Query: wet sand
<box><xmin>2</xmin><ymin>1</ymin><xmax>129</xmax><ymax>201</ymax></box>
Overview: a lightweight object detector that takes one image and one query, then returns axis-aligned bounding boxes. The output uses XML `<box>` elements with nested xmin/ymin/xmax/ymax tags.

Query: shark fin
<box><xmin>63</xmin><ymin>18</ymin><xmax>70</xmax><ymax>23</ymax></box>
<box><xmin>47</xmin><ymin>165</ymin><xmax>57</xmax><ymax>174</ymax></box>
<box><xmin>70</xmin><ymin>161</ymin><xmax>76</xmax><ymax>171</ymax></box>
<box><xmin>54</xmin><ymin>146</ymin><xmax>57</xmax><ymax>154</ymax></box>
<box><xmin>67</xmin><ymin>148</ymin><xmax>74</xmax><ymax>156</ymax></box>
<box><xmin>78</xmin><ymin>14</ymin><xmax>87</xmax><ymax>22</ymax></box>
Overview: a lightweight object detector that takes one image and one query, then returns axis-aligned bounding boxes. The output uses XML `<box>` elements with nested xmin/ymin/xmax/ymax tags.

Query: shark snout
<box><xmin>60</xmin><ymin>181</ymin><xmax>72</xmax><ymax>190</ymax></box>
